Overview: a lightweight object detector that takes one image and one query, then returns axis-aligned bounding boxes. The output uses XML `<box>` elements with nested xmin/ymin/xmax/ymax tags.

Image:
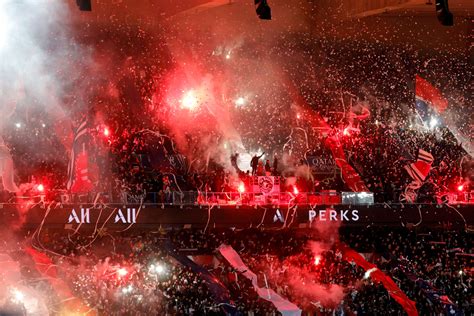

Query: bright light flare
<box><xmin>155</xmin><ymin>264</ymin><xmax>164</xmax><ymax>274</ymax></box>
<box><xmin>121</xmin><ymin>285</ymin><xmax>133</xmax><ymax>294</ymax></box>
<box><xmin>343</xmin><ymin>127</ymin><xmax>350</xmax><ymax>136</ymax></box>
<box><xmin>181</xmin><ymin>90</ymin><xmax>199</xmax><ymax>110</ymax></box>
<box><xmin>364</xmin><ymin>267</ymin><xmax>377</xmax><ymax>279</ymax></box>
<box><xmin>293</xmin><ymin>186</ymin><xmax>299</xmax><ymax>195</ymax></box>
<box><xmin>235</xmin><ymin>97</ymin><xmax>245</xmax><ymax>106</ymax></box>
<box><xmin>314</xmin><ymin>255</ymin><xmax>321</xmax><ymax>266</ymax></box>
<box><xmin>117</xmin><ymin>268</ymin><xmax>128</xmax><ymax>277</ymax></box>
<box><xmin>11</xmin><ymin>288</ymin><xmax>24</xmax><ymax>303</ymax></box>
<box><xmin>104</xmin><ymin>127</ymin><xmax>110</xmax><ymax>137</ymax></box>
<box><xmin>457</xmin><ymin>184</ymin><xmax>464</xmax><ymax>192</ymax></box>
<box><xmin>429</xmin><ymin>117</ymin><xmax>438</xmax><ymax>129</ymax></box>
<box><xmin>238</xmin><ymin>182</ymin><xmax>245</xmax><ymax>193</ymax></box>
<box><xmin>37</xmin><ymin>184</ymin><xmax>44</xmax><ymax>192</ymax></box>
<box><xmin>15</xmin><ymin>122</ymin><xmax>21</xmax><ymax>129</ymax></box>
<box><xmin>149</xmin><ymin>263</ymin><xmax>165</xmax><ymax>275</ymax></box>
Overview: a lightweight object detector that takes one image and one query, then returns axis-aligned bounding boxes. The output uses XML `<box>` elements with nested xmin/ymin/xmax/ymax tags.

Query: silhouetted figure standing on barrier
<box><xmin>265</xmin><ymin>159</ymin><xmax>271</xmax><ymax>175</ymax></box>
<box><xmin>250</xmin><ymin>152</ymin><xmax>265</xmax><ymax>175</ymax></box>
<box><xmin>273</xmin><ymin>154</ymin><xmax>279</xmax><ymax>176</ymax></box>
<box><xmin>230</xmin><ymin>153</ymin><xmax>240</xmax><ymax>173</ymax></box>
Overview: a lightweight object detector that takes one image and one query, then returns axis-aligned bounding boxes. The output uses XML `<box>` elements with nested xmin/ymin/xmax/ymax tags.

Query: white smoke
<box><xmin>0</xmin><ymin>0</ymin><xmax>92</xmax><ymax>191</ymax></box>
<box><xmin>1</xmin><ymin>1</ymin><xmax>75</xmax><ymax>117</ymax></box>
<box><xmin>0</xmin><ymin>253</ymin><xmax>49</xmax><ymax>315</ymax></box>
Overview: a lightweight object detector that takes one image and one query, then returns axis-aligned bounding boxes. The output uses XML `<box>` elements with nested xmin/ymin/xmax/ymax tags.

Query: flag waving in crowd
<box><xmin>416</xmin><ymin>74</ymin><xmax>473</xmax><ymax>156</ymax></box>
<box><xmin>404</xmin><ymin>149</ymin><xmax>434</xmax><ymax>184</ymax></box>
<box><xmin>415</xmin><ymin>75</ymin><xmax>448</xmax><ymax>114</ymax></box>
<box><xmin>402</xmin><ymin>149</ymin><xmax>434</xmax><ymax>203</ymax></box>
<box><xmin>282</xmin><ymin>73</ymin><xmax>369</xmax><ymax>193</ymax></box>
<box><xmin>67</xmin><ymin>118</ymin><xmax>94</xmax><ymax>193</ymax></box>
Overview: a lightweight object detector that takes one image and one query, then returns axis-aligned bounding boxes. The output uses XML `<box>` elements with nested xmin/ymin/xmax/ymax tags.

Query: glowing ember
<box><xmin>181</xmin><ymin>90</ymin><xmax>199</xmax><ymax>110</ymax></box>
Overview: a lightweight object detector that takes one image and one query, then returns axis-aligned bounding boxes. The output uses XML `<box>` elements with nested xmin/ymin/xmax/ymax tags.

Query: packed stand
<box><xmin>19</xmin><ymin>227</ymin><xmax>471</xmax><ymax>315</ymax></box>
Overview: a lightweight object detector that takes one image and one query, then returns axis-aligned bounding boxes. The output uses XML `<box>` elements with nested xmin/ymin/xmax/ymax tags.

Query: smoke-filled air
<box><xmin>0</xmin><ymin>0</ymin><xmax>472</xmax><ymax>315</ymax></box>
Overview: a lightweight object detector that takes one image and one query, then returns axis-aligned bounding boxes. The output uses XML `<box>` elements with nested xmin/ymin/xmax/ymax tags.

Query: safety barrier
<box><xmin>11</xmin><ymin>190</ymin><xmax>474</xmax><ymax>206</ymax></box>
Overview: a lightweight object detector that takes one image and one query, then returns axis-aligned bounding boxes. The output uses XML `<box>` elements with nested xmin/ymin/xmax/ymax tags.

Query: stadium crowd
<box><xmin>26</xmin><ymin>227</ymin><xmax>471</xmax><ymax>315</ymax></box>
<box><xmin>11</xmin><ymin>119</ymin><xmax>467</xmax><ymax>206</ymax></box>
<box><xmin>2</xmin><ymin>35</ymin><xmax>472</xmax><ymax>206</ymax></box>
<box><xmin>83</xmin><ymin>123</ymin><xmax>472</xmax><ymax>205</ymax></box>
<box><xmin>1</xmin><ymin>1</ymin><xmax>472</xmax><ymax>316</ymax></box>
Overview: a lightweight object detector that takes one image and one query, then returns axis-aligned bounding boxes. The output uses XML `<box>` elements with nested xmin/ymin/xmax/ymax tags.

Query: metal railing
<box><xmin>169</xmin><ymin>191</ymin><xmax>355</xmax><ymax>206</ymax></box>
<box><xmin>10</xmin><ymin>190</ymin><xmax>474</xmax><ymax>206</ymax></box>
